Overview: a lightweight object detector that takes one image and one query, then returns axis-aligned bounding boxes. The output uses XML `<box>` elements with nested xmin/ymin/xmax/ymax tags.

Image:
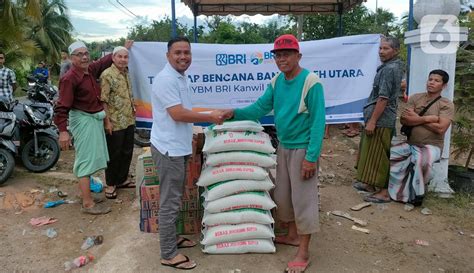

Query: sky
<box><xmin>63</xmin><ymin>0</ymin><xmax>449</xmax><ymax>42</ymax></box>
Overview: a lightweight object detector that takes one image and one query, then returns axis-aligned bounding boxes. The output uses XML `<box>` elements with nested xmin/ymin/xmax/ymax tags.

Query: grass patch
<box><xmin>424</xmin><ymin>192</ymin><xmax>474</xmax><ymax>230</ymax></box>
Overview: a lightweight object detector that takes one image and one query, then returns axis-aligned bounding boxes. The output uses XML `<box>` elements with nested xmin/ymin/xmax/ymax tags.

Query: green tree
<box><xmin>127</xmin><ymin>17</ymin><xmax>194</xmax><ymax>42</ymax></box>
<box><xmin>30</xmin><ymin>0</ymin><xmax>73</xmax><ymax>65</ymax></box>
<box><xmin>452</xmin><ymin>12</ymin><xmax>474</xmax><ymax>168</ymax></box>
<box><xmin>289</xmin><ymin>6</ymin><xmax>399</xmax><ymax>40</ymax></box>
<box><xmin>0</xmin><ymin>0</ymin><xmax>42</xmax><ymax>69</ymax></box>
<box><xmin>0</xmin><ymin>0</ymin><xmax>73</xmax><ymax>87</ymax></box>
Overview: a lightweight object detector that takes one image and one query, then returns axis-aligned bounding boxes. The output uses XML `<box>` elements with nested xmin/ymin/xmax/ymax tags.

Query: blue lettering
<box><xmin>264</xmin><ymin>52</ymin><xmax>273</xmax><ymax>60</ymax></box>
<box><xmin>191</xmin><ymin>86</ymin><xmax>213</xmax><ymax>93</ymax></box>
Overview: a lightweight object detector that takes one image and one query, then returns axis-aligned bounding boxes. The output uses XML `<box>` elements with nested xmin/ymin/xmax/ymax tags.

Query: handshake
<box><xmin>209</xmin><ymin>109</ymin><xmax>234</xmax><ymax>125</ymax></box>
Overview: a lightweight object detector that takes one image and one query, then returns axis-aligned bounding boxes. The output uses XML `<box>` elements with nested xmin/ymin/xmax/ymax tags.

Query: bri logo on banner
<box><xmin>216</xmin><ymin>52</ymin><xmax>274</xmax><ymax>66</ymax></box>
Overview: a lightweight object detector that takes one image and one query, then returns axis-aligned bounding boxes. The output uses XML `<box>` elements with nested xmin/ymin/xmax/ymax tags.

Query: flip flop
<box><xmin>177</xmin><ymin>237</ymin><xmax>197</xmax><ymax>248</ymax></box>
<box><xmin>285</xmin><ymin>260</ymin><xmax>310</xmax><ymax>272</ymax></box>
<box><xmin>105</xmin><ymin>187</ymin><xmax>117</xmax><ymax>199</ymax></box>
<box><xmin>352</xmin><ymin>181</ymin><xmax>375</xmax><ymax>193</ymax></box>
<box><xmin>350</xmin><ymin>202</ymin><xmax>372</xmax><ymax>211</ymax></box>
<box><xmin>116</xmin><ymin>181</ymin><xmax>136</xmax><ymax>189</ymax></box>
<box><xmin>363</xmin><ymin>195</ymin><xmax>391</xmax><ymax>203</ymax></box>
<box><xmin>161</xmin><ymin>255</ymin><xmax>196</xmax><ymax>270</ymax></box>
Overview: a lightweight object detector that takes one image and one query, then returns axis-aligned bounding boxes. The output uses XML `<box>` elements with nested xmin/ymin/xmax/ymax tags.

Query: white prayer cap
<box><xmin>68</xmin><ymin>41</ymin><xmax>87</xmax><ymax>55</ymax></box>
<box><xmin>113</xmin><ymin>46</ymin><xmax>128</xmax><ymax>55</ymax></box>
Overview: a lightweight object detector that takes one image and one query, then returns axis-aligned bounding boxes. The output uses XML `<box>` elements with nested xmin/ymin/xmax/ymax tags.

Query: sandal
<box><xmin>105</xmin><ymin>186</ymin><xmax>117</xmax><ymax>199</ymax></box>
<box><xmin>286</xmin><ymin>260</ymin><xmax>310</xmax><ymax>272</ymax></box>
<box><xmin>116</xmin><ymin>181</ymin><xmax>136</xmax><ymax>189</ymax></box>
<box><xmin>177</xmin><ymin>237</ymin><xmax>197</xmax><ymax>248</ymax></box>
<box><xmin>81</xmin><ymin>203</ymin><xmax>112</xmax><ymax>215</ymax></box>
<box><xmin>161</xmin><ymin>255</ymin><xmax>196</xmax><ymax>270</ymax></box>
<box><xmin>363</xmin><ymin>194</ymin><xmax>391</xmax><ymax>203</ymax></box>
<box><xmin>352</xmin><ymin>181</ymin><xmax>375</xmax><ymax>193</ymax></box>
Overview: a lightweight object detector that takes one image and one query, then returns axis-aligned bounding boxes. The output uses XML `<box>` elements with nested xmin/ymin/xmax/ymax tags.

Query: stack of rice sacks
<box><xmin>197</xmin><ymin>120</ymin><xmax>277</xmax><ymax>254</ymax></box>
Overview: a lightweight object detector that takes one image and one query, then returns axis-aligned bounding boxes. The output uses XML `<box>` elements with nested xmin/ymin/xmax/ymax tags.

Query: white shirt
<box><xmin>150</xmin><ymin>63</ymin><xmax>193</xmax><ymax>156</ymax></box>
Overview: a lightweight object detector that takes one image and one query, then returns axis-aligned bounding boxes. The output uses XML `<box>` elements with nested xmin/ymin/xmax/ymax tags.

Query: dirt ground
<box><xmin>1</xmin><ymin>126</ymin><xmax>473</xmax><ymax>273</ymax></box>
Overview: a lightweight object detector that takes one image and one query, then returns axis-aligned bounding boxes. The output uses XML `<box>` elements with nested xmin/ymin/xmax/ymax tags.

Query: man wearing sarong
<box><xmin>352</xmin><ymin>37</ymin><xmax>404</xmax><ymax>203</ymax></box>
<box><xmin>151</xmin><ymin>37</ymin><xmax>225</xmax><ymax>270</ymax></box>
<box><xmin>100</xmin><ymin>46</ymin><xmax>136</xmax><ymax>199</ymax></box>
<box><xmin>54</xmin><ymin>40</ymin><xmax>133</xmax><ymax>215</ymax></box>
<box><xmin>388</xmin><ymin>70</ymin><xmax>454</xmax><ymax>205</ymax></box>
<box><xmin>222</xmin><ymin>34</ymin><xmax>326</xmax><ymax>273</ymax></box>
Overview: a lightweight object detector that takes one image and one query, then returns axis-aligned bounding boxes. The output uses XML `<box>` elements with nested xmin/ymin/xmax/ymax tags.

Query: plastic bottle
<box><xmin>81</xmin><ymin>237</ymin><xmax>95</xmax><ymax>250</ymax></box>
<box><xmin>45</xmin><ymin>228</ymin><xmax>57</xmax><ymax>238</ymax></box>
<box><xmin>64</xmin><ymin>254</ymin><xmax>94</xmax><ymax>271</ymax></box>
<box><xmin>81</xmin><ymin>235</ymin><xmax>104</xmax><ymax>250</ymax></box>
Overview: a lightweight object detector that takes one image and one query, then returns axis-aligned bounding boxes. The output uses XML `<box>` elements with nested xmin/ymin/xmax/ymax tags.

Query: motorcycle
<box><xmin>0</xmin><ymin>97</ymin><xmax>17</xmax><ymax>184</ymax></box>
<box><xmin>28</xmin><ymin>74</ymin><xmax>58</xmax><ymax>102</ymax></box>
<box><xmin>11</xmin><ymin>76</ymin><xmax>60</xmax><ymax>173</ymax></box>
<box><xmin>134</xmin><ymin>128</ymin><xmax>151</xmax><ymax>147</ymax></box>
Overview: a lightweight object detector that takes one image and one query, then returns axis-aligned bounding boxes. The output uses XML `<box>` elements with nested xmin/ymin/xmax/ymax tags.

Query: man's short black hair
<box><xmin>167</xmin><ymin>37</ymin><xmax>190</xmax><ymax>51</ymax></box>
<box><xmin>0</xmin><ymin>50</ymin><xmax>4</xmax><ymax>57</ymax></box>
<box><xmin>429</xmin><ymin>69</ymin><xmax>449</xmax><ymax>84</ymax></box>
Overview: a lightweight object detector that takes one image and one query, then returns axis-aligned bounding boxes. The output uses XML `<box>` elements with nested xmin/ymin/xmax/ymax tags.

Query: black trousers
<box><xmin>105</xmin><ymin>125</ymin><xmax>135</xmax><ymax>186</ymax></box>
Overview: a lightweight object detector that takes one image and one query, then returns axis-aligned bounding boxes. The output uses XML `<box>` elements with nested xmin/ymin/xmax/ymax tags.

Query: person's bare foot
<box><xmin>161</xmin><ymin>254</ymin><xmax>196</xmax><ymax>270</ymax></box>
<box><xmin>275</xmin><ymin>235</ymin><xmax>300</xmax><ymax>246</ymax></box>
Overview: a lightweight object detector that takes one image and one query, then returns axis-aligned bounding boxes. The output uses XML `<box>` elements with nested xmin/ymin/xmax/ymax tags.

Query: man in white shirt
<box><xmin>151</xmin><ymin>37</ymin><xmax>224</xmax><ymax>270</ymax></box>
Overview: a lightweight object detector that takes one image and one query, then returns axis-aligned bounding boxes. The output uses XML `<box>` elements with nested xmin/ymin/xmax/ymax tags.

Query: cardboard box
<box><xmin>140</xmin><ymin>184</ymin><xmax>160</xmax><ymax>201</ymax></box>
<box><xmin>140</xmin><ymin>210</ymin><xmax>203</xmax><ymax>234</ymax></box>
<box><xmin>141</xmin><ymin>200</ymin><xmax>160</xmax><ymax>210</ymax></box>
<box><xmin>141</xmin><ymin>187</ymin><xmax>201</xmax><ymax>211</ymax></box>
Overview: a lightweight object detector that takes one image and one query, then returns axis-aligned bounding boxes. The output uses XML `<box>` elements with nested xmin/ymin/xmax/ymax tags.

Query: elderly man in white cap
<box><xmin>54</xmin><ymin>40</ymin><xmax>133</xmax><ymax>214</ymax></box>
<box><xmin>99</xmin><ymin>46</ymin><xmax>136</xmax><ymax>199</ymax></box>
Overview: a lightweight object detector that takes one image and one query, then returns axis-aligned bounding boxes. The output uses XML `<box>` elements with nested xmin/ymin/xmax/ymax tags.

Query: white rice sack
<box><xmin>208</xmin><ymin>120</ymin><xmax>264</xmax><ymax>132</ymax></box>
<box><xmin>205</xmin><ymin>151</ymin><xmax>276</xmax><ymax>168</ymax></box>
<box><xmin>203</xmin><ymin>178</ymin><xmax>274</xmax><ymax>201</ymax></box>
<box><xmin>202</xmin><ymin>209</ymin><xmax>274</xmax><ymax>226</ymax></box>
<box><xmin>203</xmin><ymin>239</ymin><xmax>276</xmax><ymax>254</ymax></box>
<box><xmin>197</xmin><ymin>165</ymin><xmax>268</xmax><ymax>187</ymax></box>
<box><xmin>201</xmin><ymin>223</ymin><xmax>275</xmax><ymax>245</ymax></box>
<box><xmin>204</xmin><ymin>191</ymin><xmax>276</xmax><ymax>213</ymax></box>
<box><xmin>203</xmin><ymin>131</ymin><xmax>275</xmax><ymax>154</ymax></box>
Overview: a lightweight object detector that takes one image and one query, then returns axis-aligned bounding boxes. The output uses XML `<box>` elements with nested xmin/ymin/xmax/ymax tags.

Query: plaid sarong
<box><xmin>388</xmin><ymin>142</ymin><xmax>441</xmax><ymax>204</ymax></box>
<box><xmin>356</xmin><ymin>127</ymin><xmax>393</xmax><ymax>188</ymax></box>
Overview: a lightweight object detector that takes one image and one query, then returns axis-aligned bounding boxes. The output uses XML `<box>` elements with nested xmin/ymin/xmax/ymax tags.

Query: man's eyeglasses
<box><xmin>71</xmin><ymin>51</ymin><xmax>90</xmax><ymax>58</ymax></box>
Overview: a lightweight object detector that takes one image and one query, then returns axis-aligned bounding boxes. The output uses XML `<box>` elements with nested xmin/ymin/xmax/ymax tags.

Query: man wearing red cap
<box><xmin>223</xmin><ymin>34</ymin><xmax>325</xmax><ymax>273</ymax></box>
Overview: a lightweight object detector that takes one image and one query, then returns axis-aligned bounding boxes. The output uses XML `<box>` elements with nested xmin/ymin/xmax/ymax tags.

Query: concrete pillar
<box><xmin>404</xmin><ymin>0</ymin><xmax>468</xmax><ymax>197</ymax></box>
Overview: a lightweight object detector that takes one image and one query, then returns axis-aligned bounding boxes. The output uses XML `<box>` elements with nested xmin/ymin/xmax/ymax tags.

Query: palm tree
<box><xmin>0</xmin><ymin>0</ymin><xmax>42</xmax><ymax>69</ymax></box>
<box><xmin>31</xmin><ymin>0</ymin><xmax>73</xmax><ymax>64</ymax></box>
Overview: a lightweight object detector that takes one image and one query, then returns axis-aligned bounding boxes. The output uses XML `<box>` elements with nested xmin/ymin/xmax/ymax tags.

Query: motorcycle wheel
<box><xmin>21</xmin><ymin>135</ymin><xmax>60</xmax><ymax>173</ymax></box>
<box><xmin>134</xmin><ymin>128</ymin><xmax>151</xmax><ymax>147</ymax></box>
<box><xmin>0</xmin><ymin>148</ymin><xmax>15</xmax><ymax>185</ymax></box>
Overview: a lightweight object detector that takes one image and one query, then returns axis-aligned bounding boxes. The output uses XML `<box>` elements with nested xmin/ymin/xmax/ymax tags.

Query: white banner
<box><xmin>129</xmin><ymin>34</ymin><xmax>381</xmax><ymax>128</ymax></box>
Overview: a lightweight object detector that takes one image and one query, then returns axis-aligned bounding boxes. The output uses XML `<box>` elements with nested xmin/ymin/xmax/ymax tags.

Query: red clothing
<box><xmin>54</xmin><ymin>55</ymin><xmax>112</xmax><ymax>132</ymax></box>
